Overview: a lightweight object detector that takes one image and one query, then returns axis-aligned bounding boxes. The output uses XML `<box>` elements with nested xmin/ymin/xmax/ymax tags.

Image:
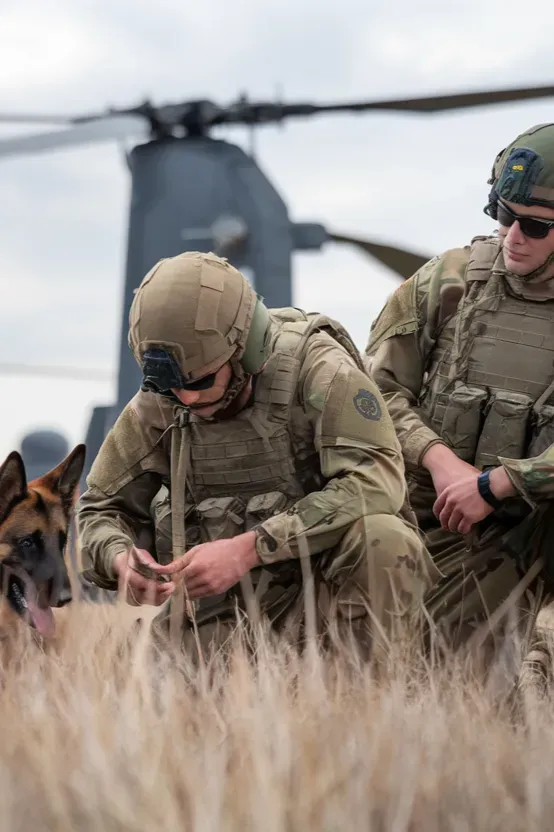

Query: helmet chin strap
<box><xmin>186</xmin><ymin>358</ymin><xmax>251</xmax><ymax>419</ymax></box>
<box><xmin>517</xmin><ymin>249</ymin><xmax>554</xmax><ymax>282</ymax></box>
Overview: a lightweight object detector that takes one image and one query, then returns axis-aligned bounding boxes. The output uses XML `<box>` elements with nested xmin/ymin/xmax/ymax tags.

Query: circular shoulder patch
<box><xmin>353</xmin><ymin>388</ymin><xmax>382</xmax><ymax>421</ymax></box>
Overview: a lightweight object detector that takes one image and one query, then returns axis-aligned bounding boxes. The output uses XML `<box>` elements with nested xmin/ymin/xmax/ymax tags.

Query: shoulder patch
<box><xmin>353</xmin><ymin>388</ymin><xmax>382</xmax><ymax>421</ymax></box>
<box><xmin>319</xmin><ymin>363</ymin><xmax>400</xmax><ymax>452</ymax></box>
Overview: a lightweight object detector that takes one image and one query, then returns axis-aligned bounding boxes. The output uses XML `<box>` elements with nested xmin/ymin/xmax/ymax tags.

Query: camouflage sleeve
<box><xmin>363</xmin><ymin>248</ymin><xmax>468</xmax><ymax>467</ymax></box>
<box><xmin>499</xmin><ymin>444</ymin><xmax>554</xmax><ymax>504</ymax></box>
<box><xmin>76</xmin><ymin>393</ymin><xmax>172</xmax><ymax>589</ymax></box>
<box><xmin>77</xmin><ymin>474</ymin><xmax>164</xmax><ymax>590</ymax></box>
<box><xmin>255</xmin><ymin>333</ymin><xmax>408</xmax><ymax>564</ymax></box>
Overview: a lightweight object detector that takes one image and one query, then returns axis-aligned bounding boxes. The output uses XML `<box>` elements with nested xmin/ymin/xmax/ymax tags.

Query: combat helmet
<box><xmin>485</xmin><ymin>123</ymin><xmax>554</xmax><ymax>217</ymax></box>
<box><xmin>128</xmin><ymin>251</ymin><xmax>271</xmax><ymax>402</ymax></box>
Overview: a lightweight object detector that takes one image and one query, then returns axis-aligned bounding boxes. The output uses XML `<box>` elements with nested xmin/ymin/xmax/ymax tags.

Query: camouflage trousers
<box><xmin>150</xmin><ymin>513</ymin><xmax>437</xmax><ymax>664</ymax></box>
<box><xmin>410</xmin><ymin>476</ymin><xmax>554</xmax><ymax>663</ymax></box>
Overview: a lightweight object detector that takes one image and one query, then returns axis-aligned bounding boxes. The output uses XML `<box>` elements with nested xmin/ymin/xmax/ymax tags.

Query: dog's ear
<box><xmin>38</xmin><ymin>444</ymin><xmax>87</xmax><ymax>512</ymax></box>
<box><xmin>0</xmin><ymin>451</ymin><xmax>28</xmax><ymax>524</ymax></box>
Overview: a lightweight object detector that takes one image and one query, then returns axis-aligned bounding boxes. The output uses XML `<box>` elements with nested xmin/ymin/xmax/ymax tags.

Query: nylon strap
<box><xmin>169</xmin><ymin>408</ymin><xmax>197</xmax><ymax>649</ymax></box>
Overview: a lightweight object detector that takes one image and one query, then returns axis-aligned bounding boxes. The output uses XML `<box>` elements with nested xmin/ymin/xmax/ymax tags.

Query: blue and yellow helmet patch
<box><xmin>495</xmin><ymin>147</ymin><xmax>544</xmax><ymax>205</ymax></box>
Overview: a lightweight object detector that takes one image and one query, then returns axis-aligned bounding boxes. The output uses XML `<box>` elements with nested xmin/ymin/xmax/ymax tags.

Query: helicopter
<box><xmin>3</xmin><ymin>81</ymin><xmax>554</xmax><ymax>487</ymax></box>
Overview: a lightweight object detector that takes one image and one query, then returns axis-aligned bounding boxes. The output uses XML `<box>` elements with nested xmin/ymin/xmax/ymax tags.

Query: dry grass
<box><xmin>1</xmin><ymin>600</ymin><xmax>554</xmax><ymax>831</ymax></box>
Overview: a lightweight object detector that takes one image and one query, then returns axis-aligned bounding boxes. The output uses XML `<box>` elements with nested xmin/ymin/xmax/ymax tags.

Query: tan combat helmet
<box><xmin>485</xmin><ymin>123</ymin><xmax>554</xmax><ymax>215</ymax></box>
<box><xmin>129</xmin><ymin>251</ymin><xmax>271</xmax><ymax>397</ymax></box>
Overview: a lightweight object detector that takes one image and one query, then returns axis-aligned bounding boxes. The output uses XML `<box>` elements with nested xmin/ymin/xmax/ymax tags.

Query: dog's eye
<box><xmin>18</xmin><ymin>536</ymin><xmax>35</xmax><ymax>549</ymax></box>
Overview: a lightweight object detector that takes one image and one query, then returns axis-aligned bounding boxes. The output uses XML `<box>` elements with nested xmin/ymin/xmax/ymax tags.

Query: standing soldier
<box><xmin>76</xmin><ymin>251</ymin><xmax>436</xmax><ymax>660</ymax></box>
<box><xmin>365</xmin><ymin>123</ymin><xmax>554</xmax><ymax>660</ymax></box>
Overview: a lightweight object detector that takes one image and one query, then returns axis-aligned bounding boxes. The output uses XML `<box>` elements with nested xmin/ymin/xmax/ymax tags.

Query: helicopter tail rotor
<box><xmin>329</xmin><ymin>233</ymin><xmax>430</xmax><ymax>280</ymax></box>
<box><xmin>290</xmin><ymin>222</ymin><xmax>430</xmax><ymax>280</ymax></box>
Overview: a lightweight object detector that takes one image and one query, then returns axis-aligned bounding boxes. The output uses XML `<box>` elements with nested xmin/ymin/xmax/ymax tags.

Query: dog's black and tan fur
<box><xmin>0</xmin><ymin>444</ymin><xmax>85</xmax><ymax>641</ymax></box>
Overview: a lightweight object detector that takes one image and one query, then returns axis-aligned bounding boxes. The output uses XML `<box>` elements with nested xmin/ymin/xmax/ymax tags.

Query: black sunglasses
<box><xmin>142</xmin><ymin>372</ymin><xmax>217</xmax><ymax>396</ymax></box>
<box><xmin>141</xmin><ymin>348</ymin><xmax>217</xmax><ymax>396</ymax></box>
<box><xmin>496</xmin><ymin>200</ymin><xmax>554</xmax><ymax>240</ymax></box>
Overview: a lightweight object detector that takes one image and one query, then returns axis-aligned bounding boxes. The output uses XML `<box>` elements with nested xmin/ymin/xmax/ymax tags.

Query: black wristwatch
<box><xmin>477</xmin><ymin>470</ymin><xmax>503</xmax><ymax>511</ymax></box>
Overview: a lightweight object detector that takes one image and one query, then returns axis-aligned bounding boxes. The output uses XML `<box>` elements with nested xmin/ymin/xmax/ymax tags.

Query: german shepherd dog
<box><xmin>0</xmin><ymin>444</ymin><xmax>86</xmax><ymax>640</ymax></box>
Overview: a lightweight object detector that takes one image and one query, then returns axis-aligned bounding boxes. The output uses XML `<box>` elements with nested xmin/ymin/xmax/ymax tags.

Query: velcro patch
<box><xmin>319</xmin><ymin>363</ymin><xmax>399</xmax><ymax>450</ymax></box>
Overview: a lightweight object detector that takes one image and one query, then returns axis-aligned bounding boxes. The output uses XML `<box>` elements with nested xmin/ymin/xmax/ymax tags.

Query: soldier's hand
<box><xmin>113</xmin><ymin>547</ymin><xmax>175</xmax><ymax>607</ymax></box>
<box><xmin>148</xmin><ymin>531</ymin><xmax>260</xmax><ymax>599</ymax></box>
<box><xmin>423</xmin><ymin>443</ymin><xmax>481</xmax><ymax>499</ymax></box>
<box><xmin>433</xmin><ymin>475</ymin><xmax>493</xmax><ymax>535</ymax></box>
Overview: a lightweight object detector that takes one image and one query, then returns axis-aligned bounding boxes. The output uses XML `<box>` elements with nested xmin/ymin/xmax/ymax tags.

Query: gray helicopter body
<box><xmin>115</xmin><ymin>134</ymin><xmax>295</xmax><ymax>421</ymax></box>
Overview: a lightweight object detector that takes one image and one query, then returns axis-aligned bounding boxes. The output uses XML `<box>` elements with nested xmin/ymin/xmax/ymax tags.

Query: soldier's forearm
<box><xmin>76</xmin><ymin>488</ymin><xmax>150</xmax><ymax>585</ymax></box>
<box><xmin>368</xmin><ymin>334</ymin><xmax>437</xmax><ymax>468</ymax></box>
<box><xmin>421</xmin><ymin>442</ymin><xmax>459</xmax><ymax>476</ymax></box>
<box><xmin>255</xmin><ymin>467</ymin><xmax>404</xmax><ymax>565</ymax></box>
<box><xmin>256</xmin><ymin>508</ymin><xmax>355</xmax><ymax>564</ymax></box>
<box><xmin>76</xmin><ymin>475</ymin><xmax>161</xmax><ymax>586</ymax></box>
<box><xmin>77</xmin><ymin>510</ymin><xmax>135</xmax><ymax>586</ymax></box>
<box><xmin>488</xmin><ymin>466</ymin><xmax>517</xmax><ymax>500</ymax></box>
<box><xmin>497</xmin><ymin>448</ymin><xmax>554</xmax><ymax>504</ymax></box>
<box><xmin>378</xmin><ymin>391</ymin><xmax>443</xmax><ymax>468</ymax></box>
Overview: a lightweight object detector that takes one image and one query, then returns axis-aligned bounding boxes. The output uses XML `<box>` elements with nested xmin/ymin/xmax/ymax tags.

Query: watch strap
<box><xmin>477</xmin><ymin>470</ymin><xmax>503</xmax><ymax>511</ymax></box>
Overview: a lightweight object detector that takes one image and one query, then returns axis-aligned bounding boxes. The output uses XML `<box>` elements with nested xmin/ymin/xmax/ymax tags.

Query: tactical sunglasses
<box><xmin>496</xmin><ymin>200</ymin><xmax>554</xmax><ymax>240</ymax></box>
<box><xmin>142</xmin><ymin>372</ymin><xmax>217</xmax><ymax>395</ymax></box>
<box><xmin>141</xmin><ymin>348</ymin><xmax>217</xmax><ymax>395</ymax></box>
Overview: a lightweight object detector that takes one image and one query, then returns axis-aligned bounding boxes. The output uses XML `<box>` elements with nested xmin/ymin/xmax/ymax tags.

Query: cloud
<box><xmin>1</xmin><ymin>5</ymin><xmax>98</xmax><ymax>100</ymax></box>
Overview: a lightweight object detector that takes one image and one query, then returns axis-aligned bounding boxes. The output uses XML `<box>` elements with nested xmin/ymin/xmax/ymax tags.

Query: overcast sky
<box><xmin>2</xmin><ymin>0</ymin><xmax>554</xmax><ymax>471</ymax></box>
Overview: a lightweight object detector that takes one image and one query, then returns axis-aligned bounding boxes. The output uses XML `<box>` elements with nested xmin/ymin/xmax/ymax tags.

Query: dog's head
<box><xmin>0</xmin><ymin>444</ymin><xmax>86</xmax><ymax>637</ymax></box>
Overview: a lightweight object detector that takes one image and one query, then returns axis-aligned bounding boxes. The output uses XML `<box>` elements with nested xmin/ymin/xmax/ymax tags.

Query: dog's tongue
<box><xmin>13</xmin><ymin>571</ymin><xmax>56</xmax><ymax>638</ymax></box>
<box><xmin>26</xmin><ymin>597</ymin><xmax>55</xmax><ymax>638</ymax></box>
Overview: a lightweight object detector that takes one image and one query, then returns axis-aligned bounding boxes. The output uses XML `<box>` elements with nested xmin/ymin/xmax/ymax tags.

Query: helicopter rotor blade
<box><xmin>0</xmin><ymin>115</ymin><xmax>148</xmax><ymax>159</ymax></box>
<box><xmin>275</xmin><ymin>83</ymin><xmax>554</xmax><ymax>120</ymax></box>
<box><xmin>330</xmin><ymin>233</ymin><xmax>430</xmax><ymax>280</ymax></box>
<box><xmin>1</xmin><ymin>80</ymin><xmax>553</xmax><ymax>142</ymax></box>
<box><xmin>0</xmin><ymin>361</ymin><xmax>113</xmax><ymax>381</ymax></box>
<box><xmin>1</xmin><ymin>81</ymin><xmax>553</xmax><ymax>163</ymax></box>
<box><xmin>0</xmin><ymin>114</ymin><xmax>76</xmax><ymax>125</ymax></box>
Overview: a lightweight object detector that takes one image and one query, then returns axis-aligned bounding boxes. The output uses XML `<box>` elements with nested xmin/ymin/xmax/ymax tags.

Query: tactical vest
<box><xmin>418</xmin><ymin>237</ymin><xmax>554</xmax><ymax>469</ymax></box>
<box><xmin>154</xmin><ymin>308</ymin><xmax>365</xmax><ymax>563</ymax></box>
<box><xmin>188</xmin><ymin>310</ymin><xmax>319</xmax><ymax>505</ymax></box>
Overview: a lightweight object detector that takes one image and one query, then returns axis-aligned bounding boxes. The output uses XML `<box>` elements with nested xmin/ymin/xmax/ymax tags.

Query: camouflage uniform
<box><xmin>77</xmin><ymin>252</ymin><xmax>436</xmax><ymax>661</ymax></box>
<box><xmin>365</xmin><ymin>124</ymin><xmax>554</xmax><ymax>656</ymax></box>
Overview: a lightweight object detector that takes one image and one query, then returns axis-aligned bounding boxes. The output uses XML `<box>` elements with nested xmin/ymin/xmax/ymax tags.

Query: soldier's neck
<box><xmin>235</xmin><ymin>377</ymin><xmax>255</xmax><ymax>411</ymax></box>
<box><xmin>208</xmin><ymin>377</ymin><xmax>255</xmax><ymax>421</ymax></box>
<box><xmin>496</xmin><ymin>248</ymin><xmax>554</xmax><ymax>301</ymax></box>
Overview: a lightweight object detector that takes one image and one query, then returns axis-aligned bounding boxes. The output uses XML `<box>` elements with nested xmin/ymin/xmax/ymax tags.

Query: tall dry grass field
<box><xmin>1</xmin><ymin>600</ymin><xmax>554</xmax><ymax>831</ymax></box>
